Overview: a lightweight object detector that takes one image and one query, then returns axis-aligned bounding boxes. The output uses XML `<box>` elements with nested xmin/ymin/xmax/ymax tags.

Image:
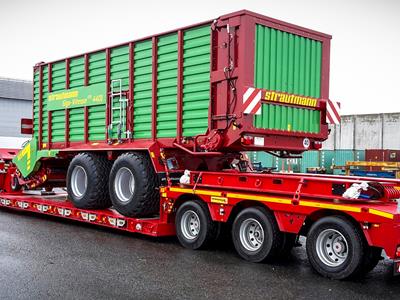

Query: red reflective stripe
<box><xmin>250</xmin><ymin>101</ymin><xmax>261</xmax><ymax>114</ymax></box>
<box><xmin>243</xmin><ymin>88</ymin><xmax>260</xmax><ymax>109</ymax></box>
<box><xmin>326</xmin><ymin>111</ymin><xmax>334</xmax><ymax>124</ymax></box>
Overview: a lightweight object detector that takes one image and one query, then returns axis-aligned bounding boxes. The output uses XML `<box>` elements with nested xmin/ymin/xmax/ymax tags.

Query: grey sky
<box><xmin>1</xmin><ymin>0</ymin><xmax>399</xmax><ymax>115</ymax></box>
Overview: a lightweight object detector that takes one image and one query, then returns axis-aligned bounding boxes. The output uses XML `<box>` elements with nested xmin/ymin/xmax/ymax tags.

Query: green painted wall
<box><xmin>254</xmin><ymin>24</ymin><xmax>322</xmax><ymax>134</ymax></box>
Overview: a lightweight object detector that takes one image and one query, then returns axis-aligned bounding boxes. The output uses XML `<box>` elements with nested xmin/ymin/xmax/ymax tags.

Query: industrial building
<box><xmin>0</xmin><ymin>77</ymin><xmax>32</xmax><ymax>148</ymax></box>
<box><xmin>323</xmin><ymin>113</ymin><xmax>400</xmax><ymax>150</ymax></box>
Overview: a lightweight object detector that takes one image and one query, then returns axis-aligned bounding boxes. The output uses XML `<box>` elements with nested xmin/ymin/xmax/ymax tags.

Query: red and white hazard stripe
<box><xmin>243</xmin><ymin>87</ymin><xmax>262</xmax><ymax>115</ymax></box>
<box><xmin>326</xmin><ymin>100</ymin><xmax>341</xmax><ymax>124</ymax></box>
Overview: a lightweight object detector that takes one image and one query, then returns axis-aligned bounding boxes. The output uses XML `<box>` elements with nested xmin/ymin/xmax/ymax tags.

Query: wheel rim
<box><xmin>71</xmin><ymin>166</ymin><xmax>88</xmax><ymax>199</ymax></box>
<box><xmin>316</xmin><ymin>229</ymin><xmax>349</xmax><ymax>267</ymax></box>
<box><xmin>114</xmin><ymin>167</ymin><xmax>135</xmax><ymax>203</ymax></box>
<box><xmin>180</xmin><ymin>210</ymin><xmax>201</xmax><ymax>240</ymax></box>
<box><xmin>239</xmin><ymin>218</ymin><xmax>264</xmax><ymax>252</ymax></box>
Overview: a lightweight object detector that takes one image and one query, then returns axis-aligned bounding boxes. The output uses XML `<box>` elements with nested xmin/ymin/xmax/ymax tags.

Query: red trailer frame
<box><xmin>1</xmin><ymin>162</ymin><xmax>400</xmax><ymax>277</ymax></box>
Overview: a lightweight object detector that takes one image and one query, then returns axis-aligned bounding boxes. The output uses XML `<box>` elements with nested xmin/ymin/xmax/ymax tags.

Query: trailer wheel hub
<box><xmin>71</xmin><ymin>166</ymin><xmax>88</xmax><ymax>199</ymax></box>
<box><xmin>239</xmin><ymin>218</ymin><xmax>264</xmax><ymax>252</ymax></box>
<box><xmin>316</xmin><ymin>229</ymin><xmax>348</xmax><ymax>267</ymax></box>
<box><xmin>180</xmin><ymin>210</ymin><xmax>200</xmax><ymax>240</ymax></box>
<box><xmin>114</xmin><ymin>167</ymin><xmax>135</xmax><ymax>203</ymax></box>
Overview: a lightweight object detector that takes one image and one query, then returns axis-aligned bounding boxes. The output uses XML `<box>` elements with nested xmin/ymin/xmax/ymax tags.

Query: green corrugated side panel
<box><xmin>182</xmin><ymin>25</ymin><xmax>210</xmax><ymax>137</ymax></box>
<box><xmin>88</xmin><ymin>105</ymin><xmax>105</xmax><ymax>141</ymax></box>
<box><xmin>256</xmin><ymin>104</ymin><xmax>320</xmax><ymax>133</ymax></box>
<box><xmin>157</xmin><ymin>33</ymin><xmax>178</xmax><ymax>138</ymax></box>
<box><xmin>300</xmin><ymin>151</ymin><xmax>319</xmax><ymax>173</ymax></box>
<box><xmin>69</xmin><ymin>56</ymin><xmax>85</xmax><ymax>88</ymax></box>
<box><xmin>68</xmin><ymin>57</ymin><xmax>86</xmax><ymax>142</ymax></box>
<box><xmin>69</xmin><ymin>107</ymin><xmax>85</xmax><ymax>142</ymax></box>
<box><xmin>42</xmin><ymin>66</ymin><xmax>49</xmax><ymax>144</ymax></box>
<box><xmin>254</xmin><ymin>24</ymin><xmax>322</xmax><ymax>133</ymax></box>
<box><xmin>89</xmin><ymin>51</ymin><xmax>106</xmax><ymax>85</ymax></box>
<box><xmin>133</xmin><ymin>40</ymin><xmax>152</xmax><ymax>139</ymax></box>
<box><xmin>33</xmin><ymin>72</ymin><xmax>40</xmax><ymax>138</ymax></box>
<box><xmin>87</xmin><ymin>51</ymin><xmax>106</xmax><ymax>141</ymax></box>
<box><xmin>51</xmin><ymin>110</ymin><xmax>65</xmax><ymax>143</ymax></box>
<box><xmin>110</xmin><ymin>45</ymin><xmax>129</xmax><ymax>139</ymax></box>
<box><xmin>52</xmin><ymin>61</ymin><xmax>66</xmax><ymax>92</ymax></box>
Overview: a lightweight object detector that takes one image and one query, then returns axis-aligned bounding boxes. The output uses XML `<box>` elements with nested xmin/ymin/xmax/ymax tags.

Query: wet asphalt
<box><xmin>0</xmin><ymin>208</ymin><xmax>399</xmax><ymax>300</ymax></box>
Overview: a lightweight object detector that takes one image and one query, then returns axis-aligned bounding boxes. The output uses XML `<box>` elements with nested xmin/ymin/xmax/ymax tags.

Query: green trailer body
<box><xmin>16</xmin><ymin>10</ymin><xmax>335</xmax><ymax>177</ymax></box>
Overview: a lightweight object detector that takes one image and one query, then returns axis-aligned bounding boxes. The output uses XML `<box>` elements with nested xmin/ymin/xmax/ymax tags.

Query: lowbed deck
<box><xmin>0</xmin><ymin>191</ymin><xmax>175</xmax><ymax>237</ymax></box>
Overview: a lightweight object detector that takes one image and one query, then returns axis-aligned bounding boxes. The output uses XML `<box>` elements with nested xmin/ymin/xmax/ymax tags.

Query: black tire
<box><xmin>109</xmin><ymin>152</ymin><xmax>159</xmax><ymax>217</ymax></box>
<box><xmin>360</xmin><ymin>246</ymin><xmax>382</xmax><ymax>274</ymax></box>
<box><xmin>306</xmin><ymin>216</ymin><xmax>366</xmax><ymax>280</ymax></box>
<box><xmin>232</xmin><ymin>207</ymin><xmax>283</xmax><ymax>263</ymax></box>
<box><xmin>175</xmin><ymin>200</ymin><xmax>219</xmax><ymax>250</ymax></box>
<box><xmin>67</xmin><ymin>153</ymin><xmax>112</xmax><ymax>209</ymax></box>
<box><xmin>277</xmin><ymin>233</ymin><xmax>297</xmax><ymax>258</ymax></box>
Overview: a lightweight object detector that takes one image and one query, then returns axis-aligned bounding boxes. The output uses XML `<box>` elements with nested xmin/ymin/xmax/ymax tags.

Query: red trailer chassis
<box><xmin>1</xmin><ymin>161</ymin><xmax>400</xmax><ymax>277</ymax></box>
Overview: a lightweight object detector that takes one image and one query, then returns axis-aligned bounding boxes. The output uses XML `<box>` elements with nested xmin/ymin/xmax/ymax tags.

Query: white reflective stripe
<box><xmin>327</xmin><ymin>102</ymin><xmax>340</xmax><ymax>124</ymax></box>
<box><xmin>244</xmin><ymin>90</ymin><xmax>262</xmax><ymax>114</ymax></box>
<box><xmin>242</xmin><ymin>87</ymin><xmax>255</xmax><ymax>103</ymax></box>
<box><xmin>331</xmin><ymin>100</ymin><xmax>340</xmax><ymax>114</ymax></box>
<box><xmin>255</xmin><ymin>105</ymin><xmax>262</xmax><ymax>115</ymax></box>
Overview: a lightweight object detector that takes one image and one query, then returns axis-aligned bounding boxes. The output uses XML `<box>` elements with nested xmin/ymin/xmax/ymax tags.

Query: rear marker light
<box><xmin>108</xmin><ymin>217</ymin><xmax>126</xmax><ymax>228</ymax></box>
<box><xmin>17</xmin><ymin>201</ymin><xmax>29</xmax><ymax>209</ymax></box>
<box><xmin>396</xmin><ymin>246</ymin><xmax>400</xmax><ymax>258</ymax></box>
<box><xmin>57</xmin><ymin>208</ymin><xmax>71</xmax><ymax>217</ymax></box>
<box><xmin>314</xmin><ymin>141</ymin><xmax>323</xmax><ymax>150</ymax></box>
<box><xmin>0</xmin><ymin>199</ymin><xmax>11</xmax><ymax>206</ymax></box>
<box><xmin>36</xmin><ymin>204</ymin><xmax>49</xmax><ymax>212</ymax></box>
<box><xmin>81</xmin><ymin>212</ymin><xmax>97</xmax><ymax>222</ymax></box>
<box><xmin>242</xmin><ymin>135</ymin><xmax>254</xmax><ymax>145</ymax></box>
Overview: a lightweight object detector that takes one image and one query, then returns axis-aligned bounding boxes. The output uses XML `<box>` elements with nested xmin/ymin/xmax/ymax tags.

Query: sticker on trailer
<box><xmin>254</xmin><ymin>137</ymin><xmax>265</xmax><ymax>146</ymax></box>
<box><xmin>326</xmin><ymin>100</ymin><xmax>341</xmax><ymax>124</ymax></box>
<box><xmin>211</xmin><ymin>196</ymin><xmax>228</xmax><ymax>204</ymax></box>
<box><xmin>303</xmin><ymin>138</ymin><xmax>310</xmax><ymax>149</ymax></box>
<box><xmin>243</xmin><ymin>87</ymin><xmax>262</xmax><ymax>115</ymax></box>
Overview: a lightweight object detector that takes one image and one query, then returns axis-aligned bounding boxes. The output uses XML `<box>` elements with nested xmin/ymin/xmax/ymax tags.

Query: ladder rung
<box><xmin>112</xmin><ymin>107</ymin><xmax>121</xmax><ymax>110</ymax></box>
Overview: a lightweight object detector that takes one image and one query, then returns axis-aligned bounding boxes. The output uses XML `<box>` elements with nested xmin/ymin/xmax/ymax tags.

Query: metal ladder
<box><xmin>108</xmin><ymin>79</ymin><xmax>129</xmax><ymax>143</ymax></box>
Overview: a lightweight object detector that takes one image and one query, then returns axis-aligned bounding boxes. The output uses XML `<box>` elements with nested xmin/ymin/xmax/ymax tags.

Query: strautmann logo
<box><xmin>264</xmin><ymin>90</ymin><xmax>318</xmax><ymax>108</ymax></box>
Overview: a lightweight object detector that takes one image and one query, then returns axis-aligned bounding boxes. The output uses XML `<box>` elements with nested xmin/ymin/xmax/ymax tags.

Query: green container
<box><xmin>300</xmin><ymin>151</ymin><xmax>319</xmax><ymax>173</ymax></box>
<box><xmin>333</xmin><ymin>150</ymin><xmax>355</xmax><ymax>175</ymax></box>
<box><xmin>251</xmin><ymin>151</ymin><xmax>301</xmax><ymax>172</ymax></box>
<box><xmin>320</xmin><ymin>150</ymin><xmax>335</xmax><ymax>174</ymax></box>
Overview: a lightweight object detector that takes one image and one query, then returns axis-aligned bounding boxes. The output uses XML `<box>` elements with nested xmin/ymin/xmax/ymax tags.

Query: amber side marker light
<box><xmin>396</xmin><ymin>245</ymin><xmax>400</xmax><ymax>258</ymax></box>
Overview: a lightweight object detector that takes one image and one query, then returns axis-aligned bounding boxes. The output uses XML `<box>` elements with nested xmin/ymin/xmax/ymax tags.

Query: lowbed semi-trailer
<box><xmin>1</xmin><ymin>10</ymin><xmax>400</xmax><ymax>280</ymax></box>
